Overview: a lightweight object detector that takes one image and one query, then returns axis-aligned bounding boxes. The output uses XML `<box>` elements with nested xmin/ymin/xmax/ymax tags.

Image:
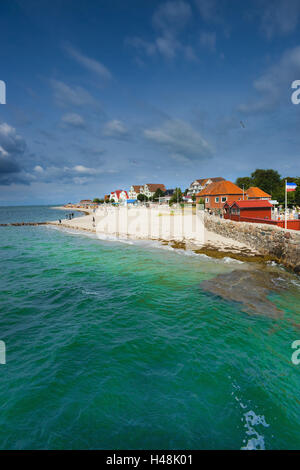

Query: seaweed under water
<box><xmin>200</xmin><ymin>267</ymin><xmax>298</xmax><ymax>318</ymax></box>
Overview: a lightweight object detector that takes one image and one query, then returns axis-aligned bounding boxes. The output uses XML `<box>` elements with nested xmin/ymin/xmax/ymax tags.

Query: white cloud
<box><xmin>125</xmin><ymin>37</ymin><xmax>156</xmax><ymax>56</ymax></box>
<box><xmin>61</xmin><ymin>113</ymin><xmax>85</xmax><ymax>128</ymax></box>
<box><xmin>126</xmin><ymin>0</ymin><xmax>196</xmax><ymax>61</ymax></box>
<box><xmin>156</xmin><ymin>36</ymin><xmax>179</xmax><ymax>59</ymax></box>
<box><xmin>30</xmin><ymin>164</ymin><xmax>115</xmax><ymax>186</ymax></box>
<box><xmin>0</xmin><ymin>145</ymin><xmax>9</xmax><ymax>157</ymax></box>
<box><xmin>73</xmin><ymin>165</ymin><xmax>98</xmax><ymax>175</ymax></box>
<box><xmin>0</xmin><ymin>123</ymin><xmax>26</xmax><ymax>156</ymax></box>
<box><xmin>50</xmin><ymin>79</ymin><xmax>94</xmax><ymax>107</ymax></box>
<box><xmin>64</xmin><ymin>43</ymin><xmax>112</xmax><ymax>80</ymax></box>
<box><xmin>34</xmin><ymin>165</ymin><xmax>44</xmax><ymax>173</ymax></box>
<box><xmin>73</xmin><ymin>176</ymin><xmax>91</xmax><ymax>185</ymax></box>
<box><xmin>0</xmin><ymin>122</ymin><xmax>28</xmax><ymax>185</ymax></box>
<box><xmin>152</xmin><ymin>0</ymin><xmax>192</xmax><ymax>34</ymax></box>
<box><xmin>143</xmin><ymin>119</ymin><xmax>212</xmax><ymax>160</ymax></box>
<box><xmin>239</xmin><ymin>45</ymin><xmax>300</xmax><ymax>113</ymax></box>
<box><xmin>103</xmin><ymin>120</ymin><xmax>129</xmax><ymax>138</ymax></box>
<box><xmin>260</xmin><ymin>0</ymin><xmax>300</xmax><ymax>39</ymax></box>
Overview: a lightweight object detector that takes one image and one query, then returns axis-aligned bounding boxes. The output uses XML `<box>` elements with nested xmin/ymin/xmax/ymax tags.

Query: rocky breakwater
<box><xmin>204</xmin><ymin>214</ymin><xmax>300</xmax><ymax>274</ymax></box>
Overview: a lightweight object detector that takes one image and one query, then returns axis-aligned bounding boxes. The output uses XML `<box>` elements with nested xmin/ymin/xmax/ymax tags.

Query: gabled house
<box><xmin>187</xmin><ymin>177</ymin><xmax>225</xmax><ymax>196</ymax></box>
<box><xmin>224</xmin><ymin>200</ymin><xmax>273</xmax><ymax>220</ymax></box>
<box><xmin>110</xmin><ymin>190</ymin><xmax>129</xmax><ymax>202</ymax></box>
<box><xmin>141</xmin><ymin>184</ymin><xmax>166</xmax><ymax>198</ymax></box>
<box><xmin>128</xmin><ymin>185</ymin><xmax>143</xmax><ymax>200</ymax></box>
<box><xmin>196</xmin><ymin>180</ymin><xmax>244</xmax><ymax>210</ymax></box>
<box><xmin>246</xmin><ymin>187</ymin><xmax>272</xmax><ymax>200</ymax></box>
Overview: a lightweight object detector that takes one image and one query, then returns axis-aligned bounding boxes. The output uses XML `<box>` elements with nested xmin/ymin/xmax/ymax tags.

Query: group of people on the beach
<box><xmin>58</xmin><ymin>212</ymin><xmax>74</xmax><ymax>224</ymax></box>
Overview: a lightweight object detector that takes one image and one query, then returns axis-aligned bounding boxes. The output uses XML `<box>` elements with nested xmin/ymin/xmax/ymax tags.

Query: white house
<box><xmin>128</xmin><ymin>185</ymin><xmax>143</xmax><ymax>200</ymax></box>
<box><xmin>128</xmin><ymin>184</ymin><xmax>166</xmax><ymax>199</ymax></box>
<box><xmin>187</xmin><ymin>177</ymin><xmax>225</xmax><ymax>196</ymax></box>
<box><xmin>141</xmin><ymin>184</ymin><xmax>166</xmax><ymax>198</ymax></box>
<box><xmin>110</xmin><ymin>190</ymin><xmax>129</xmax><ymax>202</ymax></box>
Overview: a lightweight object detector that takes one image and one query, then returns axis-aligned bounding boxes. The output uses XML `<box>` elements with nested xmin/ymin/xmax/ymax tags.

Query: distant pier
<box><xmin>0</xmin><ymin>222</ymin><xmax>48</xmax><ymax>227</ymax></box>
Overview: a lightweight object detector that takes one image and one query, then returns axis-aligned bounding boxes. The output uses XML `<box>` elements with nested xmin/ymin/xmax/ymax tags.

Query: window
<box><xmin>215</xmin><ymin>197</ymin><xmax>219</xmax><ymax>203</ymax></box>
<box><xmin>221</xmin><ymin>196</ymin><xmax>227</xmax><ymax>202</ymax></box>
<box><xmin>205</xmin><ymin>197</ymin><xmax>209</xmax><ymax>203</ymax></box>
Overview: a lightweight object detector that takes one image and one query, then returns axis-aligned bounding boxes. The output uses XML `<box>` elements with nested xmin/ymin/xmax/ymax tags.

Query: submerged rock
<box><xmin>200</xmin><ymin>268</ymin><xmax>295</xmax><ymax>317</ymax></box>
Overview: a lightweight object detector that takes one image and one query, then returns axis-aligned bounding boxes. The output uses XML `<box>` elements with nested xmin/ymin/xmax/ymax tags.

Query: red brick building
<box><xmin>196</xmin><ymin>180</ymin><xmax>244</xmax><ymax>210</ymax></box>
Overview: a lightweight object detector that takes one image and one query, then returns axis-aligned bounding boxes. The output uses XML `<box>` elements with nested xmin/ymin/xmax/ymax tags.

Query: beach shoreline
<box><xmin>47</xmin><ymin>207</ymin><xmax>270</xmax><ymax>264</ymax></box>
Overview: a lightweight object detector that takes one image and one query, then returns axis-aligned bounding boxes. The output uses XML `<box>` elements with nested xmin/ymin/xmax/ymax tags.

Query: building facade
<box><xmin>128</xmin><ymin>184</ymin><xmax>166</xmax><ymax>200</ymax></box>
<box><xmin>128</xmin><ymin>185</ymin><xmax>143</xmax><ymax>200</ymax></box>
<box><xmin>196</xmin><ymin>180</ymin><xmax>244</xmax><ymax>210</ymax></box>
<box><xmin>110</xmin><ymin>190</ymin><xmax>129</xmax><ymax>202</ymax></box>
<box><xmin>140</xmin><ymin>184</ymin><xmax>166</xmax><ymax>199</ymax></box>
<box><xmin>187</xmin><ymin>177</ymin><xmax>225</xmax><ymax>196</ymax></box>
<box><xmin>224</xmin><ymin>200</ymin><xmax>273</xmax><ymax>220</ymax></box>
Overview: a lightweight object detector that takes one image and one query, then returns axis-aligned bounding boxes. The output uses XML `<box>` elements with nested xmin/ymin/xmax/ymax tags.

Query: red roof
<box><xmin>246</xmin><ymin>187</ymin><xmax>271</xmax><ymax>198</ymax></box>
<box><xmin>111</xmin><ymin>190</ymin><xmax>128</xmax><ymax>198</ymax></box>
<box><xmin>230</xmin><ymin>200</ymin><xmax>273</xmax><ymax>208</ymax></box>
<box><xmin>145</xmin><ymin>183</ymin><xmax>166</xmax><ymax>192</ymax></box>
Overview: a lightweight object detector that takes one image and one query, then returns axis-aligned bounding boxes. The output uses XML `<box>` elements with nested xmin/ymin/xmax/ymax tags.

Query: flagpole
<box><xmin>285</xmin><ymin>179</ymin><xmax>287</xmax><ymax>229</ymax></box>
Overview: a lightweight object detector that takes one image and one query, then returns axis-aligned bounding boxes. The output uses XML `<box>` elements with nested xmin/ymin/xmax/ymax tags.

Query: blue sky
<box><xmin>0</xmin><ymin>0</ymin><xmax>300</xmax><ymax>204</ymax></box>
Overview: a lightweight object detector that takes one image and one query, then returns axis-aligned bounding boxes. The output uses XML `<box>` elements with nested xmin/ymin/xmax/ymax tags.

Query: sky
<box><xmin>0</xmin><ymin>0</ymin><xmax>300</xmax><ymax>205</ymax></box>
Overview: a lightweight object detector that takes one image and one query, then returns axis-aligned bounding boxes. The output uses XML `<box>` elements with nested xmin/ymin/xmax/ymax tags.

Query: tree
<box><xmin>235</xmin><ymin>177</ymin><xmax>252</xmax><ymax>190</ymax></box>
<box><xmin>250</xmin><ymin>169</ymin><xmax>281</xmax><ymax>197</ymax></box>
<box><xmin>191</xmin><ymin>194</ymin><xmax>196</xmax><ymax>202</ymax></box>
<box><xmin>137</xmin><ymin>193</ymin><xmax>148</xmax><ymax>202</ymax></box>
<box><xmin>169</xmin><ymin>187</ymin><xmax>183</xmax><ymax>205</ymax></box>
<box><xmin>152</xmin><ymin>188</ymin><xmax>165</xmax><ymax>201</ymax></box>
<box><xmin>93</xmin><ymin>198</ymin><xmax>101</xmax><ymax>203</ymax></box>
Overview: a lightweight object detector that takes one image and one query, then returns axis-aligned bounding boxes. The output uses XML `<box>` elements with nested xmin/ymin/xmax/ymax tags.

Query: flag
<box><xmin>286</xmin><ymin>182</ymin><xmax>297</xmax><ymax>192</ymax></box>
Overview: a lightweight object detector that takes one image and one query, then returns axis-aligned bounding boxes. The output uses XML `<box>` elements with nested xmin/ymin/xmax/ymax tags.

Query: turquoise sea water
<box><xmin>0</xmin><ymin>206</ymin><xmax>299</xmax><ymax>450</ymax></box>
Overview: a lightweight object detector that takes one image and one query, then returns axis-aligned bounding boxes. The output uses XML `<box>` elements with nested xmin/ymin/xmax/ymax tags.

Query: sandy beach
<box><xmin>48</xmin><ymin>206</ymin><xmax>260</xmax><ymax>260</ymax></box>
